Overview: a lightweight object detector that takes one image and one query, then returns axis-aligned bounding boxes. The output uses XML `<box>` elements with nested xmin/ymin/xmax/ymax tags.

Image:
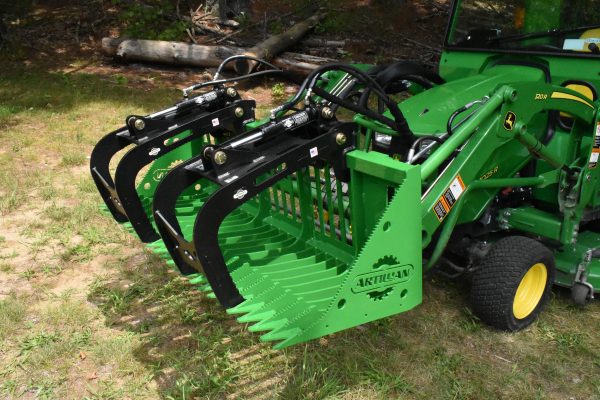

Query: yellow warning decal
<box><xmin>433</xmin><ymin>175</ymin><xmax>466</xmax><ymax>222</ymax></box>
<box><xmin>551</xmin><ymin>91</ymin><xmax>594</xmax><ymax>109</ymax></box>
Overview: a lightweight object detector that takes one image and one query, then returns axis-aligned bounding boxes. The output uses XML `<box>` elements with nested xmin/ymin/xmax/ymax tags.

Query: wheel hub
<box><xmin>513</xmin><ymin>262</ymin><xmax>548</xmax><ymax>320</ymax></box>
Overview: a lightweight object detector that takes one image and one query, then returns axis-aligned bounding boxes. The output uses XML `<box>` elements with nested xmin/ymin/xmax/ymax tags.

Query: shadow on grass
<box><xmin>86</xmin><ymin>247</ymin><xmax>488</xmax><ymax>399</ymax></box>
<box><xmin>0</xmin><ymin>63</ymin><xmax>180</xmax><ymax>125</ymax></box>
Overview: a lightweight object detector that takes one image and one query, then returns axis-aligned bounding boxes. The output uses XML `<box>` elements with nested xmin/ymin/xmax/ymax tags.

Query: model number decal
<box><xmin>480</xmin><ymin>166</ymin><xmax>499</xmax><ymax>180</ymax></box>
<box><xmin>535</xmin><ymin>93</ymin><xmax>548</xmax><ymax>100</ymax></box>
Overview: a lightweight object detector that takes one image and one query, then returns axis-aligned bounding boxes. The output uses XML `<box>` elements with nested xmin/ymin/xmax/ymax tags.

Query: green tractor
<box><xmin>91</xmin><ymin>0</ymin><xmax>600</xmax><ymax>348</ymax></box>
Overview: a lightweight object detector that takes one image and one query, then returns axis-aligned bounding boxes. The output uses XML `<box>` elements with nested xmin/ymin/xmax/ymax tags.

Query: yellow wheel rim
<box><xmin>513</xmin><ymin>263</ymin><xmax>548</xmax><ymax>320</ymax></box>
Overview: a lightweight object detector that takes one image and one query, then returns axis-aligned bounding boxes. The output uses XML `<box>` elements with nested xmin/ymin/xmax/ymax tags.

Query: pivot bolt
<box><xmin>214</xmin><ymin>151</ymin><xmax>228</xmax><ymax>165</ymax></box>
<box><xmin>321</xmin><ymin>107</ymin><xmax>334</xmax><ymax>119</ymax></box>
<box><xmin>335</xmin><ymin>133</ymin><xmax>347</xmax><ymax>146</ymax></box>
<box><xmin>235</xmin><ymin>107</ymin><xmax>245</xmax><ymax>118</ymax></box>
<box><xmin>226</xmin><ymin>87</ymin><xmax>238</xmax><ymax>98</ymax></box>
<box><xmin>134</xmin><ymin>118</ymin><xmax>146</xmax><ymax>131</ymax></box>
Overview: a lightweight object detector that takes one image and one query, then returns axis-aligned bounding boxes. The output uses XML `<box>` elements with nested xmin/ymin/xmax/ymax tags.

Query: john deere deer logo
<box><xmin>504</xmin><ymin>111</ymin><xmax>516</xmax><ymax>131</ymax></box>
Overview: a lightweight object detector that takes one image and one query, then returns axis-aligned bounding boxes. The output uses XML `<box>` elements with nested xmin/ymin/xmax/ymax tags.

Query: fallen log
<box><xmin>303</xmin><ymin>38</ymin><xmax>346</xmax><ymax>48</ymax></box>
<box><xmin>102</xmin><ymin>38</ymin><xmax>244</xmax><ymax>68</ymax></box>
<box><xmin>234</xmin><ymin>13</ymin><xmax>325</xmax><ymax>75</ymax></box>
<box><xmin>101</xmin><ymin>37</ymin><xmax>335</xmax><ymax>75</ymax></box>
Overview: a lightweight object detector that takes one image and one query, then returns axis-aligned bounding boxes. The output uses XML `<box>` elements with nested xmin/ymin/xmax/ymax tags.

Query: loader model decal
<box><xmin>352</xmin><ymin>257</ymin><xmax>414</xmax><ymax>294</ymax></box>
<box><xmin>503</xmin><ymin>111</ymin><xmax>516</xmax><ymax>131</ymax></box>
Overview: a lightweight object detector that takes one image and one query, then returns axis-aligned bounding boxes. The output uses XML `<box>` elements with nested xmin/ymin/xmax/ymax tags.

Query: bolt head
<box><xmin>226</xmin><ymin>87</ymin><xmax>238</xmax><ymax>98</ymax></box>
<box><xmin>134</xmin><ymin>118</ymin><xmax>146</xmax><ymax>131</ymax></box>
<box><xmin>235</xmin><ymin>107</ymin><xmax>245</xmax><ymax>118</ymax></box>
<box><xmin>335</xmin><ymin>133</ymin><xmax>347</xmax><ymax>146</ymax></box>
<box><xmin>214</xmin><ymin>151</ymin><xmax>228</xmax><ymax>165</ymax></box>
<box><xmin>321</xmin><ymin>107</ymin><xmax>334</xmax><ymax>119</ymax></box>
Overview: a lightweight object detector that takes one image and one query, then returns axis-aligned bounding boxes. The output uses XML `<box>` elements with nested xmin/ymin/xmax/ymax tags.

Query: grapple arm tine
<box><xmin>152</xmin><ymin>158</ymin><xmax>209</xmax><ymax>276</ymax></box>
<box><xmin>114</xmin><ymin>100</ymin><xmax>256</xmax><ymax>243</ymax></box>
<box><xmin>90</xmin><ymin>128</ymin><xmax>132</xmax><ymax>222</ymax></box>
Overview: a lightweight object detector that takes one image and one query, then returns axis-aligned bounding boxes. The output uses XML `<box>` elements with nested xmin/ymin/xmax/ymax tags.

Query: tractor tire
<box><xmin>470</xmin><ymin>236</ymin><xmax>555</xmax><ymax>331</ymax></box>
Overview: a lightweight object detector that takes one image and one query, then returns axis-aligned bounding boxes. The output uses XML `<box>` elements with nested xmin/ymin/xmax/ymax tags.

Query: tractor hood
<box><xmin>400</xmin><ymin>64</ymin><xmax>547</xmax><ymax>135</ymax></box>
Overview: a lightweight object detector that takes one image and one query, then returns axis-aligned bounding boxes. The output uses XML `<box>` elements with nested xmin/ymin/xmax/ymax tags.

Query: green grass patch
<box><xmin>0</xmin><ymin>295</ymin><xmax>27</xmax><ymax>341</ymax></box>
<box><xmin>61</xmin><ymin>152</ymin><xmax>87</xmax><ymax>167</ymax></box>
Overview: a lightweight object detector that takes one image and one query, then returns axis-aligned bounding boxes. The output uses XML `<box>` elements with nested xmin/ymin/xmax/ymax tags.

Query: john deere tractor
<box><xmin>91</xmin><ymin>0</ymin><xmax>600</xmax><ymax>348</ymax></box>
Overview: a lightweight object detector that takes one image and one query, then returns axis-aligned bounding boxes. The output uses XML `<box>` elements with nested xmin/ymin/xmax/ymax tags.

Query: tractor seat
<box><xmin>563</xmin><ymin>28</ymin><xmax>600</xmax><ymax>53</ymax></box>
<box><xmin>559</xmin><ymin>80</ymin><xmax>598</xmax><ymax>129</ymax></box>
<box><xmin>580</xmin><ymin>28</ymin><xmax>600</xmax><ymax>54</ymax></box>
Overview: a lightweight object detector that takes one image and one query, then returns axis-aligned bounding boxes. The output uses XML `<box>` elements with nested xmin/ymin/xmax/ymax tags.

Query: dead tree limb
<box><xmin>233</xmin><ymin>13</ymin><xmax>326</xmax><ymax>75</ymax></box>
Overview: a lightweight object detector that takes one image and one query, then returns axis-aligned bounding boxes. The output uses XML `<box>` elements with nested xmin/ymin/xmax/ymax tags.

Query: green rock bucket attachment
<box><xmin>152</xmin><ymin>103</ymin><xmax>423</xmax><ymax>348</ymax></box>
<box><xmin>90</xmin><ymin>85</ymin><xmax>254</xmax><ymax>242</ymax></box>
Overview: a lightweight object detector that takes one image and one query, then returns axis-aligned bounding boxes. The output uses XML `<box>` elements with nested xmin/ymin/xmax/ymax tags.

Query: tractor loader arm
<box><xmin>418</xmin><ymin>82</ymin><xmax>598</xmax><ymax>269</ymax></box>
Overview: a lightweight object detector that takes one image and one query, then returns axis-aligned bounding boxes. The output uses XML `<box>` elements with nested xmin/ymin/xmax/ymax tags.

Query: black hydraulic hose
<box><xmin>311</xmin><ymin>86</ymin><xmax>401</xmax><ymax>132</ymax></box>
<box><xmin>446</xmin><ymin>97</ymin><xmax>489</xmax><ymax>136</ymax></box>
<box><xmin>407</xmin><ymin>135</ymin><xmax>444</xmax><ymax>163</ymax></box>
<box><xmin>184</xmin><ymin>69</ymin><xmax>297</xmax><ymax>97</ymax></box>
<box><xmin>305</xmin><ymin>63</ymin><xmax>412</xmax><ymax>135</ymax></box>
<box><xmin>412</xmin><ymin>135</ymin><xmax>444</xmax><ymax>149</ymax></box>
<box><xmin>214</xmin><ymin>55</ymin><xmax>280</xmax><ymax>79</ymax></box>
<box><xmin>270</xmin><ymin>75</ymin><xmax>312</xmax><ymax>117</ymax></box>
<box><xmin>446</xmin><ymin>106</ymin><xmax>468</xmax><ymax>136</ymax></box>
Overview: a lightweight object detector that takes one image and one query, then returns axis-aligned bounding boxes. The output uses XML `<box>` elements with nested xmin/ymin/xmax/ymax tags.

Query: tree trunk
<box><xmin>101</xmin><ymin>38</ymin><xmax>336</xmax><ymax>75</ymax></box>
<box><xmin>233</xmin><ymin>13</ymin><xmax>325</xmax><ymax>75</ymax></box>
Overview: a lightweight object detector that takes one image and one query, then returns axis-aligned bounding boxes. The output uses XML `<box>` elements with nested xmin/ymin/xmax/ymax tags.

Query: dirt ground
<box><xmin>1</xmin><ymin>1</ymin><xmax>599</xmax><ymax>399</ymax></box>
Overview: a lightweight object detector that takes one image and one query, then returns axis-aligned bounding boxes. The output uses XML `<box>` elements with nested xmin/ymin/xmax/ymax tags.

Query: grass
<box><xmin>0</xmin><ymin>62</ymin><xmax>598</xmax><ymax>400</ymax></box>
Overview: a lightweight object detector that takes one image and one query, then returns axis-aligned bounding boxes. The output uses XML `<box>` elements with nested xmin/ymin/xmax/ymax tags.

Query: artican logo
<box><xmin>351</xmin><ymin>257</ymin><xmax>414</xmax><ymax>294</ymax></box>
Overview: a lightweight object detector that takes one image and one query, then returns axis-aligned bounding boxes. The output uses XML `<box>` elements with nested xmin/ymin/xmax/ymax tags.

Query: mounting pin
<box><xmin>226</xmin><ymin>87</ymin><xmax>238</xmax><ymax>98</ymax></box>
<box><xmin>321</xmin><ymin>107</ymin><xmax>334</xmax><ymax>119</ymax></box>
<box><xmin>335</xmin><ymin>133</ymin><xmax>347</xmax><ymax>145</ymax></box>
<box><xmin>214</xmin><ymin>151</ymin><xmax>228</xmax><ymax>165</ymax></box>
<box><xmin>134</xmin><ymin>118</ymin><xmax>146</xmax><ymax>131</ymax></box>
<box><xmin>235</xmin><ymin>107</ymin><xmax>245</xmax><ymax>118</ymax></box>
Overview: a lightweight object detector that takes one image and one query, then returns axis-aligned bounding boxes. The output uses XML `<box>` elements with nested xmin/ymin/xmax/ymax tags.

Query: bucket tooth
<box><xmin>232</xmin><ymin>301</ymin><xmax>265</xmax><ymax>316</ymax></box>
<box><xmin>247</xmin><ymin>318</ymin><xmax>288</xmax><ymax>333</ymax></box>
<box><xmin>237</xmin><ymin>309</ymin><xmax>276</xmax><ymax>324</ymax></box>
<box><xmin>260</xmin><ymin>328</ymin><xmax>301</xmax><ymax>344</ymax></box>
<box><xmin>226</xmin><ymin>297</ymin><xmax>261</xmax><ymax>315</ymax></box>
<box><xmin>236</xmin><ymin>290</ymin><xmax>293</xmax><ymax>321</ymax></box>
